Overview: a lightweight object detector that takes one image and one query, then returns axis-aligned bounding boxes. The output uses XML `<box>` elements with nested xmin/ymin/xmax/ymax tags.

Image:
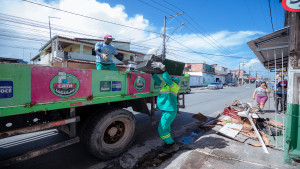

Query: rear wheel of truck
<box><xmin>83</xmin><ymin>109</ymin><xmax>136</xmax><ymax>160</ymax></box>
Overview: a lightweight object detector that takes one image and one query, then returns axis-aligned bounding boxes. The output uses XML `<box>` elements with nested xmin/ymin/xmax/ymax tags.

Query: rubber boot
<box><xmin>163</xmin><ymin>143</ymin><xmax>179</xmax><ymax>154</ymax></box>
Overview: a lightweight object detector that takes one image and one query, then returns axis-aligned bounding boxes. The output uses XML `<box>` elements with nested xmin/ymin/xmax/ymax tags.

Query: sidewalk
<box><xmin>157</xmin><ymin>97</ymin><xmax>297</xmax><ymax>169</ymax></box>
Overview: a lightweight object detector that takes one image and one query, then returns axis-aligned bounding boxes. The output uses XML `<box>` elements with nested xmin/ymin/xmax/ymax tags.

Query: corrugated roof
<box><xmin>247</xmin><ymin>27</ymin><xmax>289</xmax><ymax>70</ymax></box>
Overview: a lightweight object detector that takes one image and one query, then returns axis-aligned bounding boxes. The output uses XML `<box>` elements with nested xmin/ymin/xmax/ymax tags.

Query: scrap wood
<box><xmin>243</xmin><ymin>118</ymin><xmax>253</xmax><ymax>131</ymax></box>
<box><xmin>230</xmin><ymin>117</ymin><xmax>243</xmax><ymax>124</ymax></box>
<box><xmin>232</xmin><ymin>100</ymin><xmax>239</xmax><ymax>106</ymax></box>
<box><xmin>231</xmin><ymin>106</ymin><xmax>242</xmax><ymax>112</ymax></box>
<box><xmin>260</xmin><ymin>131</ymin><xmax>270</xmax><ymax>146</ymax></box>
<box><xmin>265</xmin><ymin>121</ymin><xmax>284</xmax><ymax>130</ymax></box>
<box><xmin>267</xmin><ymin>118</ymin><xmax>283</xmax><ymax>128</ymax></box>
<box><xmin>200</xmin><ymin>118</ymin><xmax>218</xmax><ymax>126</ymax></box>
<box><xmin>216</xmin><ymin>120</ymin><xmax>226</xmax><ymax>126</ymax></box>
<box><xmin>248</xmin><ymin>143</ymin><xmax>262</xmax><ymax>147</ymax></box>
<box><xmin>248</xmin><ymin>131</ymin><xmax>270</xmax><ymax>147</ymax></box>
<box><xmin>230</xmin><ymin>128</ymin><xmax>258</xmax><ymax>140</ymax></box>
<box><xmin>192</xmin><ymin>113</ymin><xmax>208</xmax><ymax>124</ymax></box>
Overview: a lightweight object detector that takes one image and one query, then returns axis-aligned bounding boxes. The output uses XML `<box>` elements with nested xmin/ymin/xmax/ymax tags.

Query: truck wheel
<box><xmin>83</xmin><ymin>109</ymin><xmax>136</xmax><ymax>160</ymax></box>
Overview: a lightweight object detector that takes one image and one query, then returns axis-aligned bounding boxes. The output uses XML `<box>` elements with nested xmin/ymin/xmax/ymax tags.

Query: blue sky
<box><xmin>0</xmin><ymin>0</ymin><xmax>286</xmax><ymax>78</ymax></box>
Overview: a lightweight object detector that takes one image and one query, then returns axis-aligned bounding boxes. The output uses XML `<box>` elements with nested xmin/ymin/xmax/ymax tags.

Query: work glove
<box><xmin>101</xmin><ymin>53</ymin><xmax>109</xmax><ymax>62</ymax></box>
<box><xmin>122</xmin><ymin>60</ymin><xmax>129</xmax><ymax>65</ymax></box>
<box><xmin>151</xmin><ymin>62</ymin><xmax>165</xmax><ymax>70</ymax></box>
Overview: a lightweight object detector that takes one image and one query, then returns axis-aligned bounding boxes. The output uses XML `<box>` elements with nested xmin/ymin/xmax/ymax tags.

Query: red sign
<box><xmin>282</xmin><ymin>0</ymin><xmax>300</xmax><ymax>12</ymax></box>
<box><xmin>128</xmin><ymin>73</ymin><xmax>151</xmax><ymax>94</ymax></box>
<box><xmin>31</xmin><ymin>66</ymin><xmax>92</xmax><ymax>103</ymax></box>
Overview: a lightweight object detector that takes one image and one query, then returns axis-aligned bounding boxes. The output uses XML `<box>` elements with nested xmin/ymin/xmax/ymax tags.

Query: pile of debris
<box><xmin>193</xmin><ymin>100</ymin><xmax>284</xmax><ymax>153</ymax></box>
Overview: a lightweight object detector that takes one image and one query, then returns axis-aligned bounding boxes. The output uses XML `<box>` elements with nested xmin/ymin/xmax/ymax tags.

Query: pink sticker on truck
<box><xmin>129</xmin><ymin>73</ymin><xmax>151</xmax><ymax>94</ymax></box>
<box><xmin>31</xmin><ymin>66</ymin><xmax>92</xmax><ymax>103</ymax></box>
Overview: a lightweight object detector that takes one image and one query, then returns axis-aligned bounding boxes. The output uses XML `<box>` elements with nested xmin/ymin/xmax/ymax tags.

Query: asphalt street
<box><xmin>2</xmin><ymin>84</ymin><xmax>256</xmax><ymax>169</ymax></box>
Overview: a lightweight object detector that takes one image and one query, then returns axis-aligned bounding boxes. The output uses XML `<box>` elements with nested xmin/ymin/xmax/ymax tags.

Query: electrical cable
<box><xmin>23</xmin><ymin>0</ymin><xmax>162</xmax><ymax>35</ymax></box>
<box><xmin>268</xmin><ymin>0</ymin><xmax>274</xmax><ymax>32</ymax></box>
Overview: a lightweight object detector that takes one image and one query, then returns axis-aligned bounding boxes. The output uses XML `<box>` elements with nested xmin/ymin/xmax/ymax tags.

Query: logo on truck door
<box><xmin>50</xmin><ymin>72</ymin><xmax>80</xmax><ymax>97</ymax></box>
<box><xmin>134</xmin><ymin>76</ymin><xmax>146</xmax><ymax>91</ymax></box>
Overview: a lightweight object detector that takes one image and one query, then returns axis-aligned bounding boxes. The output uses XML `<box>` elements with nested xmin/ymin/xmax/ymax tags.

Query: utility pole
<box><xmin>241</xmin><ymin>62</ymin><xmax>246</xmax><ymax>85</ymax></box>
<box><xmin>162</xmin><ymin>12</ymin><xmax>184</xmax><ymax>60</ymax></box>
<box><xmin>256</xmin><ymin>71</ymin><xmax>257</xmax><ymax>81</ymax></box>
<box><xmin>238</xmin><ymin>63</ymin><xmax>240</xmax><ymax>86</ymax></box>
<box><xmin>249</xmin><ymin>67</ymin><xmax>251</xmax><ymax>84</ymax></box>
<box><xmin>29</xmin><ymin>52</ymin><xmax>32</xmax><ymax>64</ymax></box>
<box><xmin>48</xmin><ymin>16</ymin><xmax>60</xmax><ymax>66</ymax></box>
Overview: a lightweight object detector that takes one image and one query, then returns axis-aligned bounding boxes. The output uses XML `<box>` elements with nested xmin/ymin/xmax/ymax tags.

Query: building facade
<box><xmin>31</xmin><ymin>36</ymin><xmax>143</xmax><ymax>70</ymax></box>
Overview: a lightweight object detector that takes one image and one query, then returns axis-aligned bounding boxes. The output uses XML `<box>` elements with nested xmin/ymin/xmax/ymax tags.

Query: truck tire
<box><xmin>83</xmin><ymin>109</ymin><xmax>136</xmax><ymax>160</ymax></box>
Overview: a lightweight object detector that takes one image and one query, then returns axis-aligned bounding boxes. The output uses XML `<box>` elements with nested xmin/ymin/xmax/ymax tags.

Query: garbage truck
<box><xmin>0</xmin><ymin>62</ymin><xmax>189</xmax><ymax>167</ymax></box>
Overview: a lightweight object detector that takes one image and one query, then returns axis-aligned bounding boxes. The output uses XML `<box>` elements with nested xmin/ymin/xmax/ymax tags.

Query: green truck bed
<box><xmin>0</xmin><ymin>63</ymin><xmax>190</xmax><ymax>118</ymax></box>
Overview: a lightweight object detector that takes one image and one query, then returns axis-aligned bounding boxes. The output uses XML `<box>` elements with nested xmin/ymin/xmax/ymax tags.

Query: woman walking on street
<box><xmin>253</xmin><ymin>82</ymin><xmax>270</xmax><ymax>112</ymax></box>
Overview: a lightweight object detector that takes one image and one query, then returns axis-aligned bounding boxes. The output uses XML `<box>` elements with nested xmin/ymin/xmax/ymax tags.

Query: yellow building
<box><xmin>31</xmin><ymin>35</ymin><xmax>143</xmax><ymax>70</ymax></box>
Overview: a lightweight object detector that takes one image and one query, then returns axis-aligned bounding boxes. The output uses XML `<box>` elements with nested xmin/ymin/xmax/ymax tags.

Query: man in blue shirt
<box><xmin>95</xmin><ymin>34</ymin><xmax>127</xmax><ymax>71</ymax></box>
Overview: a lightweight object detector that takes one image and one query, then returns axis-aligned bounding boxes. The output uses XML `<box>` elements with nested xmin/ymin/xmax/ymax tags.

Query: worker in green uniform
<box><xmin>151</xmin><ymin>61</ymin><xmax>180</xmax><ymax>153</ymax></box>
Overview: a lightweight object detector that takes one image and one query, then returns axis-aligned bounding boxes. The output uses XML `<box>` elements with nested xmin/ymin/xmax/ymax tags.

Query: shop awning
<box><xmin>247</xmin><ymin>28</ymin><xmax>289</xmax><ymax>71</ymax></box>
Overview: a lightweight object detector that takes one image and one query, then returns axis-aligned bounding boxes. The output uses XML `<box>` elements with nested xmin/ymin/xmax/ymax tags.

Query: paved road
<box><xmin>2</xmin><ymin>84</ymin><xmax>256</xmax><ymax>169</ymax></box>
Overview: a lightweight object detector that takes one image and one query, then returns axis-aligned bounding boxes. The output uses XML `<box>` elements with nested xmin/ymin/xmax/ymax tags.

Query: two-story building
<box><xmin>31</xmin><ymin>35</ymin><xmax>143</xmax><ymax>70</ymax></box>
<box><xmin>184</xmin><ymin>63</ymin><xmax>216</xmax><ymax>86</ymax></box>
<box><xmin>212</xmin><ymin>64</ymin><xmax>227</xmax><ymax>84</ymax></box>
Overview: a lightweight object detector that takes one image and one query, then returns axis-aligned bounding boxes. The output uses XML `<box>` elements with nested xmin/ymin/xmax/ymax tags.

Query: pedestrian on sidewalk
<box><xmin>273</xmin><ymin>85</ymin><xmax>286</xmax><ymax>113</ymax></box>
<box><xmin>151</xmin><ymin>61</ymin><xmax>180</xmax><ymax>154</ymax></box>
<box><xmin>253</xmin><ymin>82</ymin><xmax>270</xmax><ymax>112</ymax></box>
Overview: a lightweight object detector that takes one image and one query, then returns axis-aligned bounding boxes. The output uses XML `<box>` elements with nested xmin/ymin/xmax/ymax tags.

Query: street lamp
<box><xmin>48</xmin><ymin>16</ymin><xmax>60</xmax><ymax>66</ymax></box>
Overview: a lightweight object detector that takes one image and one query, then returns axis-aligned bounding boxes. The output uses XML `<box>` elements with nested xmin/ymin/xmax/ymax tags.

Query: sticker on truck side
<box><xmin>134</xmin><ymin>76</ymin><xmax>146</xmax><ymax>91</ymax></box>
<box><xmin>49</xmin><ymin>72</ymin><xmax>80</xmax><ymax>97</ymax></box>
<box><xmin>0</xmin><ymin>81</ymin><xmax>13</xmax><ymax>99</ymax></box>
<box><xmin>100</xmin><ymin>81</ymin><xmax>122</xmax><ymax>92</ymax></box>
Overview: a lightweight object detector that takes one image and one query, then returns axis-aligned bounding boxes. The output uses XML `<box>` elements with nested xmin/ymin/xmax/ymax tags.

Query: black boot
<box><xmin>163</xmin><ymin>143</ymin><xmax>179</xmax><ymax>154</ymax></box>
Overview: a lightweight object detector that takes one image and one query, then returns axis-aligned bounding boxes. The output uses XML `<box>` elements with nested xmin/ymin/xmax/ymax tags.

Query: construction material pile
<box><xmin>193</xmin><ymin>100</ymin><xmax>284</xmax><ymax>153</ymax></box>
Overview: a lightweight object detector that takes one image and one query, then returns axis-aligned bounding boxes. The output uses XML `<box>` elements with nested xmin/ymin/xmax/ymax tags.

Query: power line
<box><xmin>0</xmin><ymin>11</ymin><xmax>251</xmax><ymax>62</ymax></box>
<box><xmin>243</xmin><ymin>0</ymin><xmax>261</xmax><ymax>31</ymax></box>
<box><xmin>0</xmin><ymin>44</ymin><xmax>39</xmax><ymax>50</ymax></box>
<box><xmin>163</xmin><ymin>0</ymin><xmax>231</xmax><ymax>53</ymax></box>
<box><xmin>23</xmin><ymin>0</ymin><xmax>162</xmax><ymax>35</ymax></box>
<box><xmin>268</xmin><ymin>0</ymin><xmax>274</xmax><ymax>32</ymax></box>
<box><xmin>168</xmin><ymin>36</ymin><xmax>230</xmax><ymax>66</ymax></box>
<box><xmin>160</xmin><ymin>0</ymin><xmax>233</xmax><ymax>55</ymax></box>
<box><xmin>139</xmin><ymin>0</ymin><xmax>234</xmax><ymax>56</ymax></box>
<box><xmin>258</xmin><ymin>0</ymin><xmax>271</xmax><ymax>32</ymax></box>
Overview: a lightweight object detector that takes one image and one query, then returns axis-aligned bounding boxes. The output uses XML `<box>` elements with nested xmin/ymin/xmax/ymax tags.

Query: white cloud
<box><xmin>170</xmin><ymin>30</ymin><xmax>264</xmax><ymax>51</ymax></box>
<box><xmin>0</xmin><ymin>0</ymin><xmax>265</xmax><ymax>69</ymax></box>
<box><xmin>0</xmin><ymin>0</ymin><xmax>157</xmax><ymax>62</ymax></box>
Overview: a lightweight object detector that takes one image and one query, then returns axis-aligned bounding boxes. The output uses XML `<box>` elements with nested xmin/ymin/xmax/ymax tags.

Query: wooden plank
<box><xmin>218</xmin><ymin>123</ymin><xmax>243</xmax><ymax>138</ymax></box>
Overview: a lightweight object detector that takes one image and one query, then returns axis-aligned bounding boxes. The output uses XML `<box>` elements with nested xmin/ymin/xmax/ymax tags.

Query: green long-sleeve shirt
<box><xmin>152</xmin><ymin>72</ymin><xmax>179</xmax><ymax>112</ymax></box>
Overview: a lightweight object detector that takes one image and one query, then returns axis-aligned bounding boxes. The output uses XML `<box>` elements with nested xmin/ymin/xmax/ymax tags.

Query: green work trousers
<box><xmin>96</xmin><ymin>62</ymin><xmax>118</xmax><ymax>71</ymax></box>
<box><xmin>158</xmin><ymin>110</ymin><xmax>177</xmax><ymax>144</ymax></box>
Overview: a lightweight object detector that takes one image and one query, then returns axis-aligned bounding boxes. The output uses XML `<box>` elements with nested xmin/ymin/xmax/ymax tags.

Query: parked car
<box><xmin>207</xmin><ymin>82</ymin><xmax>223</xmax><ymax>89</ymax></box>
<box><xmin>228</xmin><ymin>82</ymin><xmax>237</xmax><ymax>87</ymax></box>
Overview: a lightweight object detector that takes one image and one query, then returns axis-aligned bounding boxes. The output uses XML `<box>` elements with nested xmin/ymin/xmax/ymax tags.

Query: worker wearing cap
<box><xmin>151</xmin><ymin>62</ymin><xmax>180</xmax><ymax>153</ymax></box>
<box><xmin>95</xmin><ymin>34</ymin><xmax>127</xmax><ymax>71</ymax></box>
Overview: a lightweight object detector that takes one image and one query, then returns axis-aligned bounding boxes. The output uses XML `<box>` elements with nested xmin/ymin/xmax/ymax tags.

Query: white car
<box><xmin>207</xmin><ymin>82</ymin><xmax>223</xmax><ymax>89</ymax></box>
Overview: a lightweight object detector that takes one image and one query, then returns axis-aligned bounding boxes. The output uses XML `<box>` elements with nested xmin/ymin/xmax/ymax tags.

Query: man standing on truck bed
<box><xmin>95</xmin><ymin>34</ymin><xmax>127</xmax><ymax>71</ymax></box>
<box><xmin>151</xmin><ymin>61</ymin><xmax>180</xmax><ymax>153</ymax></box>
